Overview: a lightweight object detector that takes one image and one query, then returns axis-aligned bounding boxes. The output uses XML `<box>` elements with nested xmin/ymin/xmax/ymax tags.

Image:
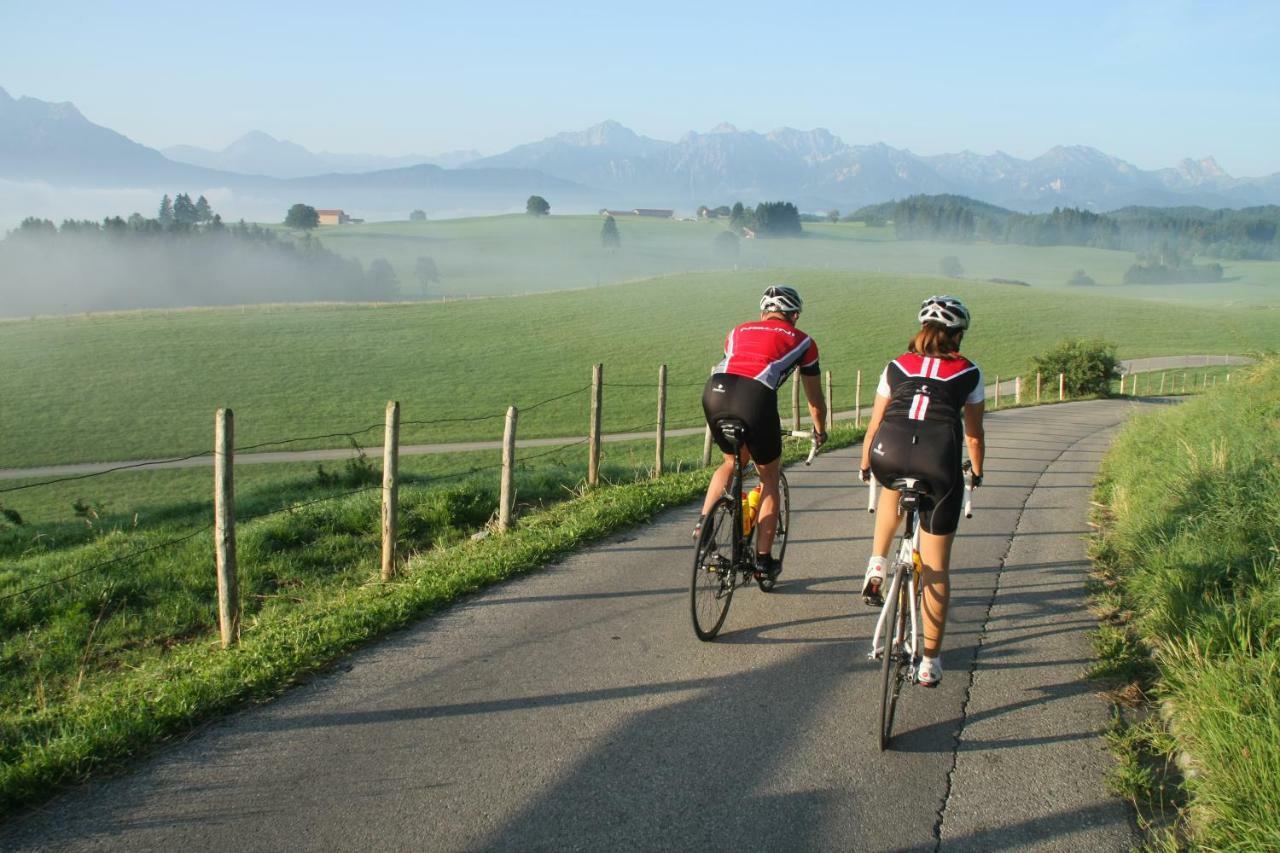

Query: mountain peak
<box><xmin>0</xmin><ymin>86</ymin><xmax>11</xmax><ymax>103</ymax></box>
<box><xmin>709</xmin><ymin>122</ymin><xmax>740</xmax><ymax>134</ymax></box>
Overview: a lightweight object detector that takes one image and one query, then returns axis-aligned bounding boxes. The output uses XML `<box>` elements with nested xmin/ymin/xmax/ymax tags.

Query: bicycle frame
<box><xmin>870</xmin><ymin>502</ymin><xmax>923</xmax><ymax>670</ymax></box>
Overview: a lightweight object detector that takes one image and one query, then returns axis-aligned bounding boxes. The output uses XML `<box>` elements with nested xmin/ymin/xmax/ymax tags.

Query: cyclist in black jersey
<box><xmin>858</xmin><ymin>296</ymin><xmax>985</xmax><ymax>687</ymax></box>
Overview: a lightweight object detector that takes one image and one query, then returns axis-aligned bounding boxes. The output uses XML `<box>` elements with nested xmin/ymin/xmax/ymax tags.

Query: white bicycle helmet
<box><xmin>918</xmin><ymin>294</ymin><xmax>970</xmax><ymax>330</ymax></box>
<box><xmin>760</xmin><ymin>284</ymin><xmax>803</xmax><ymax>314</ymax></box>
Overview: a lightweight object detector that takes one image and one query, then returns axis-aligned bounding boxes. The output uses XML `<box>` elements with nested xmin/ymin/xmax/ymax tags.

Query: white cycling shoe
<box><xmin>916</xmin><ymin>656</ymin><xmax>942</xmax><ymax>688</ymax></box>
<box><xmin>861</xmin><ymin>556</ymin><xmax>889</xmax><ymax>606</ymax></box>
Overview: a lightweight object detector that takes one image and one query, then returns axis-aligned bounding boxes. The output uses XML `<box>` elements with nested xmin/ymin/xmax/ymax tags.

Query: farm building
<box><xmin>598</xmin><ymin>208</ymin><xmax>675</xmax><ymax>219</ymax></box>
<box><xmin>317</xmin><ymin>209</ymin><xmax>352</xmax><ymax>226</ymax></box>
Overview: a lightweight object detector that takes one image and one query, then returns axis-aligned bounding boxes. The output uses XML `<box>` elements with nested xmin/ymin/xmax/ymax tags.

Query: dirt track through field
<box><xmin>0</xmin><ymin>397</ymin><xmax>1167</xmax><ymax>851</ymax></box>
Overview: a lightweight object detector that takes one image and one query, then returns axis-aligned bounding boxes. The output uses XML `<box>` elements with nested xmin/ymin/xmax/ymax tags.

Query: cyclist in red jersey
<box><xmin>858</xmin><ymin>295</ymin><xmax>985</xmax><ymax>687</ymax></box>
<box><xmin>697</xmin><ymin>285</ymin><xmax>828</xmax><ymax>582</ymax></box>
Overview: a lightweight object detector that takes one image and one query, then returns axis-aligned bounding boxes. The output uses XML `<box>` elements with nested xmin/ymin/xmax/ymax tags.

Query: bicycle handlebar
<box><xmin>787</xmin><ymin>430</ymin><xmax>820</xmax><ymax>465</ymax></box>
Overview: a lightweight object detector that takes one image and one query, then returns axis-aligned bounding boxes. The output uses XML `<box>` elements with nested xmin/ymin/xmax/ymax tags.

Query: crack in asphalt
<box><xmin>930</xmin><ymin>418</ymin><xmax>1118</xmax><ymax>851</ymax></box>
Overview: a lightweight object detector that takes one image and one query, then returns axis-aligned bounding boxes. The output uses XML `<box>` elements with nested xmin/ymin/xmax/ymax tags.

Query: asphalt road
<box><xmin>2</xmin><ymin>398</ymin><xmax>1165</xmax><ymax>851</ymax></box>
<box><xmin>0</xmin><ymin>354</ymin><xmax>1244</xmax><ymax>481</ymax></box>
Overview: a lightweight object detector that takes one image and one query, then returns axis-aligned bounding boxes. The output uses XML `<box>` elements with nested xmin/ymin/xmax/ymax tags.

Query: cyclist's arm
<box><xmin>800</xmin><ymin>371</ymin><xmax>827</xmax><ymax>435</ymax></box>
<box><xmin>963</xmin><ymin>401</ymin><xmax>985</xmax><ymax>477</ymax></box>
<box><xmin>859</xmin><ymin>392</ymin><xmax>890</xmax><ymax>475</ymax></box>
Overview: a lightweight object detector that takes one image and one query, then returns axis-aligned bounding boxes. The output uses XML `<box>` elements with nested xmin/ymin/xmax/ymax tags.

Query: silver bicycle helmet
<box><xmin>918</xmin><ymin>294</ymin><xmax>970</xmax><ymax>330</ymax></box>
<box><xmin>760</xmin><ymin>284</ymin><xmax>803</xmax><ymax>314</ymax></box>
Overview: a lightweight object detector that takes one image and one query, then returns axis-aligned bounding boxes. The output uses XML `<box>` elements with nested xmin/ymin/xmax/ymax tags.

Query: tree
<box><xmin>173</xmin><ymin>193</ymin><xmax>198</xmax><ymax>226</ymax></box>
<box><xmin>409</xmin><ymin>209</ymin><xmax>427</xmax><ymax>222</ymax></box>
<box><xmin>940</xmin><ymin>256</ymin><xmax>964</xmax><ymax>278</ymax></box>
<box><xmin>1067</xmin><ymin>269</ymin><xmax>1096</xmax><ymax>286</ymax></box>
<box><xmin>413</xmin><ymin>256</ymin><xmax>440</xmax><ymax>294</ymax></box>
<box><xmin>285</xmin><ymin>203</ymin><xmax>320</xmax><ymax>229</ymax></box>
<box><xmin>526</xmin><ymin>195</ymin><xmax>550</xmax><ymax>216</ymax></box>
<box><xmin>729</xmin><ymin>202</ymin><xmax>746</xmax><ymax>227</ymax></box>
<box><xmin>600</xmin><ymin>215</ymin><xmax>620</xmax><ymax>250</ymax></box>
<box><xmin>366</xmin><ymin>258</ymin><xmax>399</xmax><ymax>298</ymax></box>
<box><xmin>827</xmin><ymin>209</ymin><xmax>840</xmax><ymax>223</ymax></box>
<box><xmin>195</xmin><ymin>195</ymin><xmax>212</xmax><ymax>223</ymax></box>
<box><xmin>713</xmin><ymin>229</ymin><xmax>739</xmax><ymax>260</ymax></box>
<box><xmin>158</xmin><ymin>195</ymin><xmax>174</xmax><ymax>227</ymax></box>
<box><xmin>753</xmin><ymin>201</ymin><xmax>801</xmax><ymax>236</ymax></box>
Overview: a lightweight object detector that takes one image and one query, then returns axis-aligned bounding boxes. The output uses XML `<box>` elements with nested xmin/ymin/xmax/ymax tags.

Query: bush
<box><xmin>1068</xmin><ymin>269</ymin><xmax>1096</xmax><ymax>286</ymax></box>
<box><xmin>1029</xmin><ymin>339</ymin><xmax>1118</xmax><ymax>397</ymax></box>
<box><xmin>409</xmin><ymin>209</ymin><xmax>427</xmax><ymax>222</ymax></box>
<box><xmin>939</xmin><ymin>256</ymin><xmax>964</xmax><ymax>278</ymax></box>
<box><xmin>713</xmin><ymin>229</ymin><xmax>739</xmax><ymax>260</ymax></box>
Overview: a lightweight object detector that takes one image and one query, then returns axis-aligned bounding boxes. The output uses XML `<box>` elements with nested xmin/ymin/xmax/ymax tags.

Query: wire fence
<box><xmin>2</xmin><ymin>360</ymin><xmax>1231</xmax><ymax>609</ymax></box>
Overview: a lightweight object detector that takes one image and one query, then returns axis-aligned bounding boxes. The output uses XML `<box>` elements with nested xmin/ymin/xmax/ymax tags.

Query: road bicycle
<box><xmin>866</xmin><ymin>461</ymin><xmax>976</xmax><ymax>750</ymax></box>
<box><xmin>690</xmin><ymin>425</ymin><xmax>819</xmax><ymax>641</ymax></box>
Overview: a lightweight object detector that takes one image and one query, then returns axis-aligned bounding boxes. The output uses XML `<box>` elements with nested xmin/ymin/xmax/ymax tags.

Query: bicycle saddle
<box><xmin>714</xmin><ymin>418</ymin><xmax>749</xmax><ymax>443</ymax></box>
<box><xmin>887</xmin><ymin>476</ymin><xmax>933</xmax><ymax>497</ymax></box>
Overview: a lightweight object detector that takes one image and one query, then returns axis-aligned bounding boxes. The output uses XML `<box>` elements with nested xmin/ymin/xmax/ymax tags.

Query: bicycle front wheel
<box><xmin>877</xmin><ymin>565</ymin><xmax>909</xmax><ymax>751</ymax></box>
<box><xmin>691</xmin><ymin>497</ymin><xmax>737</xmax><ymax>641</ymax></box>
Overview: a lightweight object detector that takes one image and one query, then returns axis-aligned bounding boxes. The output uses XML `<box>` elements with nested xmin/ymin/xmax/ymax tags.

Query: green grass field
<box><xmin>309</xmin><ymin>214</ymin><xmax>1280</xmax><ymax>308</ymax></box>
<box><xmin>3</xmin><ymin>267</ymin><xmax>1276</xmax><ymax>472</ymax></box>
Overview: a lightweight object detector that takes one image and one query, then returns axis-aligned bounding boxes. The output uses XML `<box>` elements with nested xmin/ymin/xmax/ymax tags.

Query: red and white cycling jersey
<box><xmin>876</xmin><ymin>352</ymin><xmax>984</xmax><ymax>425</ymax></box>
<box><xmin>713</xmin><ymin>318</ymin><xmax>820</xmax><ymax>391</ymax></box>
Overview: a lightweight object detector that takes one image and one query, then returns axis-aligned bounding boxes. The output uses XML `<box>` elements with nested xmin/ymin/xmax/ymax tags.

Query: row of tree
<box><xmin>866</xmin><ymin>194</ymin><xmax>1280</xmax><ymax>260</ymax></box>
<box><xmin>1</xmin><ymin>197</ymin><xmax>414</xmax><ymax>316</ymax></box>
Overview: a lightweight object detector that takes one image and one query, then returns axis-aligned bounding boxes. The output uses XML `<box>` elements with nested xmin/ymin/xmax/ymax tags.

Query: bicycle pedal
<box><xmin>862</xmin><ymin>592</ymin><xmax>883</xmax><ymax>607</ymax></box>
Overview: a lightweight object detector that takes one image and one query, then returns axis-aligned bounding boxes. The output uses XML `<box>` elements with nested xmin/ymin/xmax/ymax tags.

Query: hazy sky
<box><xmin>4</xmin><ymin>0</ymin><xmax>1279</xmax><ymax>174</ymax></box>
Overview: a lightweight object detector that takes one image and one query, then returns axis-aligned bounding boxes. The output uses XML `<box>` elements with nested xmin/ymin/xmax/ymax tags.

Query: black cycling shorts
<box><xmin>868</xmin><ymin>418</ymin><xmax>964</xmax><ymax>535</ymax></box>
<box><xmin>702</xmin><ymin>373</ymin><xmax>782</xmax><ymax>465</ymax></box>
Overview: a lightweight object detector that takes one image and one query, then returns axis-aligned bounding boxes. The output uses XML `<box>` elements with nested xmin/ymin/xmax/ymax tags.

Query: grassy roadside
<box><xmin>0</xmin><ymin>423</ymin><xmax>863</xmax><ymax>816</ymax></box>
<box><xmin>1089</xmin><ymin>357</ymin><xmax>1280</xmax><ymax>849</ymax></box>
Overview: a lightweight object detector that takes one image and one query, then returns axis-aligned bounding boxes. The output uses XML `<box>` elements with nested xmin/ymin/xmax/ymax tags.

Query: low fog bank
<box><xmin>0</xmin><ymin>222</ymin><xmax>403</xmax><ymax>317</ymax></box>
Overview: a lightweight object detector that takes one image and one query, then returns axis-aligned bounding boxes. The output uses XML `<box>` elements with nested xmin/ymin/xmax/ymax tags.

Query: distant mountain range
<box><xmin>163</xmin><ymin>131</ymin><xmax>480</xmax><ymax>178</ymax></box>
<box><xmin>465</xmin><ymin>120</ymin><xmax>1280</xmax><ymax>211</ymax></box>
<box><xmin>4</xmin><ymin>86</ymin><xmax>1280</xmax><ymax>221</ymax></box>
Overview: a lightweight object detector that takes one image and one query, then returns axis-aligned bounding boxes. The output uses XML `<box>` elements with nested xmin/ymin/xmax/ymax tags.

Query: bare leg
<box><xmin>918</xmin><ymin>530</ymin><xmax>955</xmax><ymax>658</ymax></box>
<box><xmin>753</xmin><ymin>458</ymin><xmax>781</xmax><ymax>554</ymax></box>
<box><xmin>871</xmin><ymin>485</ymin><xmax>904</xmax><ymax>558</ymax></box>
<box><xmin>700</xmin><ymin>449</ymin><xmax>748</xmax><ymax>517</ymax></box>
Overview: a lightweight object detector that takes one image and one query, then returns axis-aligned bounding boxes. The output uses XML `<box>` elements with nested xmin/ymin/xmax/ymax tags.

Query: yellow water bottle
<box><xmin>743</xmin><ymin>484</ymin><xmax>762</xmax><ymax>534</ymax></box>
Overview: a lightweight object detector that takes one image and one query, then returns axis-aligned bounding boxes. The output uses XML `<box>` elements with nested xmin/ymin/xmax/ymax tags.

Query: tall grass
<box><xmin>1093</xmin><ymin>357</ymin><xmax>1280</xmax><ymax>849</ymax></box>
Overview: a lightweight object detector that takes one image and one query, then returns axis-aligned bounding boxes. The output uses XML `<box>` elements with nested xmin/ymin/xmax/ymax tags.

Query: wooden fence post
<box><xmin>855</xmin><ymin>369</ymin><xmax>862</xmax><ymax>428</ymax></box>
<box><xmin>1135</xmin><ymin>373</ymin><xmax>1141</xmax><ymax>396</ymax></box>
<box><xmin>655</xmin><ymin>364</ymin><xmax>667</xmax><ymax>477</ymax></box>
<box><xmin>1015</xmin><ymin>375</ymin><xmax>1022</xmax><ymax>405</ymax></box>
<box><xmin>1182</xmin><ymin>371</ymin><xmax>1187</xmax><ymax>393</ymax></box>
<box><xmin>1058</xmin><ymin>372</ymin><xmax>1065</xmax><ymax>401</ymax></box>
<box><xmin>588</xmin><ymin>363</ymin><xmax>603</xmax><ymax>486</ymax></box>
<box><xmin>213</xmin><ymin>408</ymin><xmax>239</xmax><ymax>649</ymax></box>
<box><xmin>1160</xmin><ymin>372</ymin><xmax>1166</xmax><ymax>394</ymax></box>
<box><xmin>380</xmin><ymin>401</ymin><xmax>400</xmax><ymax>581</ymax></box>
<box><xmin>701</xmin><ymin>425</ymin><xmax>713</xmax><ymax>467</ymax></box>
<box><xmin>499</xmin><ymin>405</ymin><xmax>517</xmax><ymax>532</ymax></box>
<box><xmin>824</xmin><ymin>370</ymin><xmax>833</xmax><ymax>432</ymax></box>
<box><xmin>791</xmin><ymin>374</ymin><xmax>801</xmax><ymax>431</ymax></box>
<box><xmin>994</xmin><ymin>375</ymin><xmax>1000</xmax><ymax>409</ymax></box>
<box><xmin>1036</xmin><ymin>371</ymin><xmax>1042</xmax><ymax>403</ymax></box>
<box><xmin>1203</xmin><ymin>372</ymin><xmax>1209</xmax><ymax>389</ymax></box>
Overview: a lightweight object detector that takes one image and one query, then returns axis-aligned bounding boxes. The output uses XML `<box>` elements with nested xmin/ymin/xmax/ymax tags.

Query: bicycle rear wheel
<box><xmin>691</xmin><ymin>497</ymin><xmax>737</xmax><ymax>640</ymax></box>
<box><xmin>877</xmin><ymin>565</ymin><xmax>910</xmax><ymax>751</ymax></box>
